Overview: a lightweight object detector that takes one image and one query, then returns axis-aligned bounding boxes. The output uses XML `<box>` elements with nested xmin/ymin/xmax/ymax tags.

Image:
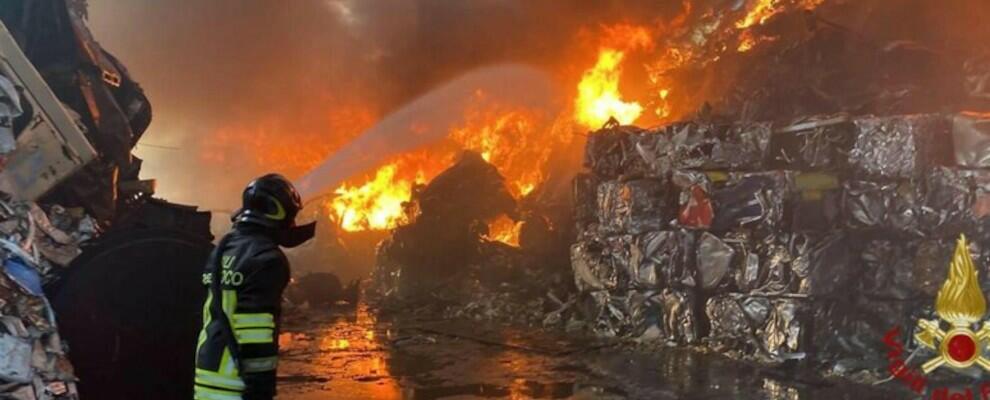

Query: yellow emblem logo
<box><xmin>915</xmin><ymin>235</ymin><xmax>990</xmax><ymax>373</ymax></box>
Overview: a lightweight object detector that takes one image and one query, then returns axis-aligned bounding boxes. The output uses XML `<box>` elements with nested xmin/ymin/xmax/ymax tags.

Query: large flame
<box><xmin>575</xmin><ymin>49</ymin><xmax>644</xmax><ymax>129</ymax></box>
<box><xmin>328</xmin><ymin>93</ymin><xmax>570</xmax><ymax>243</ymax></box>
<box><xmin>936</xmin><ymin>235</ymin><xmax>987</xmax><ymax>327</ymax></box>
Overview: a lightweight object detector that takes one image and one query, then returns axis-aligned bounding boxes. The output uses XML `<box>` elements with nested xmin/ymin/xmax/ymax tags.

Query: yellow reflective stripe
<box><xmin>195</xmin><ymin>376</ymin><xmax>245</xmax><ymax>391</ymax></box>
<box><xmin>231</xmin><ymin>313</ymin><xmax>274</xmax><ymax>329</ymax></box>
<box><xmin>241</xmin><ymin>356</ymin><xmax>278</xmax><ymax>373</ymax></box>
<box><xmin>235</xmin><ymin>328</ymin><xmax>274</xmax><ymax>344</ymax></box>
<box><xmin>194</xmin><ymin>384</ymin><xmax>243</xmax><ymax>400</ymax></box>
<box><xmin>222</xmin><ymin>290</ymin><xmax>237</xmax><ymax>316</ymax></box>
<box><xmin>195</xmin><ymin>291</ymin><xmax>214</xmax><ymax>359</ymax></box>
<box><xmin>220</xmin><ymin>347</ymin><xmax>238</xmax><ymax>375</ymax></box>
<box><xmin>195</xmin><ymin>368</ymin><xmax>244</xmax><ymax>390</ymax></box>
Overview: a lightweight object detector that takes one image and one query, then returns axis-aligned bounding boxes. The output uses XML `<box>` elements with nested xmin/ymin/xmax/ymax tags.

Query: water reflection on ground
<box><xmin>276</xmin><ymin>304</ymin><xmax>907</xmax><ymax>400</ymax></box>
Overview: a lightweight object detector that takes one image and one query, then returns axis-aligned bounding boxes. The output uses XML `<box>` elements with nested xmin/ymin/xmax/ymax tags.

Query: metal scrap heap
<box><xmin>571</xmin><ymin>112</ymin><xmax>990</xmax><ymax>372</ymax></box>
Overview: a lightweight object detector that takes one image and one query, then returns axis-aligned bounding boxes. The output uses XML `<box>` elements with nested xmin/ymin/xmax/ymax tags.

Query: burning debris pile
<box><xmin>371</xmin><ymin>151</ymin><xmax>575</xmax><ymax>326</ymax></box>
<box><xmin>571</xmin><ymin>112</ymin><xmax>990</xmax><ymax>374</ymax></box>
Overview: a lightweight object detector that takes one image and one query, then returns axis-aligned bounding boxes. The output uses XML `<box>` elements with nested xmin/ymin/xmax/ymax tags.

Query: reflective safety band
<box><xmin>194</xmin><ymin>384</ymin><xmax>243</xmax><ymax>400</ymax></box>
<box><xmin>195</xmin><ymin>369</ymin><xmax>245</xmax><ymax>391</ymax></box>
<box><xmin>232</xmin><ymin>313</ymin><xmax>275</xmax><ymax>329</ymax></box>
<box><xmin>241</xmin><ymin>356</ymin><xmax>279</xmax><ymax>373</ymax></box>
<box><xmin>235</xmin><ymin>328</ymin><xmax>274</xmax><ymax>344</ymax></box>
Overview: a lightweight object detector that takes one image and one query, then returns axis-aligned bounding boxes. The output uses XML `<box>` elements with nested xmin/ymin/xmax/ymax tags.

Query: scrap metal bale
<box><xmin>572</xmin><ymin>173</ymin><xmax>599</xmax><ymax>228</ymax></box>
<box><xmin>790</xmin><ymin>233</ymin><xmax>853</xmax><ymax>298</ymax></box>
<box><xmin>768</xmin><ymin>115</ymin><xmax>856</xmax><ymax>171</ymax></box>
<box><xmin>860</xmin><ymin>240</ymin><xmax>918</xmax><ymax>300</ymax></box>
<box><xmin>635</xmin><ymin>121</ymin><xmax>771</xmax><ymax>174</ymax></box>
<box><xmin>596</xmin><ymin>178</ymin><xmax>669</xmax><ymax>235</ymax></box>
<box><xmin>849</xmin><ymin>114</ymin><xmax>953</xmax><ymax>180</ymax></box>
<box><xmin>706</xmin><ymin>294</ymin><xmax>771</xmax><ymax>356</ymax></box>
<box><xmin>790</xmin><ymin>173</ymin><xmax>841</xmax><ymax>233</ymax></box>
<box><xmin>696</xmin><ymin>232</ymin><xmax>735</xmax><ymax>291</ymax></box>
<box><xmin>570</xmin><ymin>240</ymin><xmax>612</xmax><ymax>293</ymax></box>
<box><xmin>710</xmin><ymin>171</ymin><xmax>794</xmax><ymax>233</ymax></box>
<box><xmin>841</xmin><ymin>180</ymin><xmax>923</xmax><ymax>236</ymax></box>
<box><xmin>659</xmin><ymin>288</ymin><xmax>698</xmax><ymax>344</ymax></box>
<box><xmin>920</xmin><ymin>167</ymin><xmax>976</xmax><ymax>237</ymax></box>
<box><xmin>951</xmin><ymin>112</ymin><xmax>990</xmax><ymax>168</ymax></box>
<box><xmin>584</xmin><ymin>126</ymin><xmax>648</xmax><ymax>179</ymax></box>
<box><xmin>671</xmin><ymin>170</ymin><xmax>714</xmax><ymax>229</ymax></box>
<box><xmin>762</xmin><ymin>299</ymin><xmax>808</xmax><ymax>360</ymax></box>
<box><xmin>635</xmin><ymin>230</ymin><xmax>697</xmax><ymax>290</ymax></box>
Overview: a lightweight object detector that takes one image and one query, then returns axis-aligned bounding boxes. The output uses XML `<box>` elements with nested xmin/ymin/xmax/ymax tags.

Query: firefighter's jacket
<box><xmin>194</xmin><ymin>225</ymin><xmax>289</xmax><ymax>400</ymax></box>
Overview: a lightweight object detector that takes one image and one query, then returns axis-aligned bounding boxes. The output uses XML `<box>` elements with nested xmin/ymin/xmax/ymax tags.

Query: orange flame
<box><xmin>737</xmin><ymin>0</ymin><xmax>826</xmax><ymax>29</ymax></box>
<box><xmin>575</xmin><ymin>49</ymin><xmax>644</xmax><ymax>129</ymax></box>
<box><xmin>328</xmin><ymin>93</ymin><xmax>570</xmax><ymax>244</ymax></box>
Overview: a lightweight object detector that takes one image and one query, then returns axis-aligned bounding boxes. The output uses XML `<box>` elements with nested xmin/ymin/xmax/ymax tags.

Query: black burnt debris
<box><xmin>371</xmin><ymin>150</ymin><xmax>577</xmax><ymax>327</ymax></box>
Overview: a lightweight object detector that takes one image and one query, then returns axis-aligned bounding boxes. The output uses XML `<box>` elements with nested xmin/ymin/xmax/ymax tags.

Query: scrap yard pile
<box><xmin>371</xmin><ymin>151</ymin><xmax>576</xmax><ymax>326</ymax></box>
<box><xmin>572</xmin><ymin>112</ymin><xmax>990</xmax><ymax>374</ymax></box>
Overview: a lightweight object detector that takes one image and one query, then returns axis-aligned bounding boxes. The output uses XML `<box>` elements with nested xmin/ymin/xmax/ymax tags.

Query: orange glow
<box><xmin>575</xmin><ymin>24</ymin><xmax>656</xmax><ymax>129</ymax></box>
<box><xmin>331</xmin><ymin>164</ymin><xmax>420</xmax><ymax>232</ymax></box>
<box><xmin>328</xmin><ymin>94</ymin><xmax>570</xmax><ymax>242</ymax></box>
<box><xmin>737</xmin><ymin>0</ymin><xmax>826</xmax><ymax>29</ymax></box>
<box><xmin>575</xmin><ymin>49</ymin><xmax>644</xmax><ymax>129</ymax></box>
<box><xmin>487</xmin><ymin>215</ymin><xmax>521</xmax><ymax>246</ymax></box>
<box><xmin>321</xmin><ymin>338</ymin><xmax>351</xmax><ymax>350</ymax></box>
<box><xmin>201</xmin><ymin>102</ymin><xmax>376</xmax><ymax>178</ymax></box>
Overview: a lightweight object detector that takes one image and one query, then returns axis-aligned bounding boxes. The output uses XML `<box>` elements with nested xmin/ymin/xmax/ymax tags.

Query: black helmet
<box><xmin>236</xmin><ymin>174</ymin><xmax>316</xmax><ymax>247</ymax></box>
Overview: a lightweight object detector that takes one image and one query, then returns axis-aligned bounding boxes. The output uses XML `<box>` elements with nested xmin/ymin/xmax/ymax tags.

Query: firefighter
<box><xmin>194</xmin><ymin>174</ymin><xmax>316</xmax><ymax>400</ymax></box>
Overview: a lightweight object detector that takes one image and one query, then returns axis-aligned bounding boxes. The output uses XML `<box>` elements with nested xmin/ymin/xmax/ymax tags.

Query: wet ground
<box><xmin>276</xmin><ymin>304</ymin><xmax>910</xmax><ymax>400</ymax></box>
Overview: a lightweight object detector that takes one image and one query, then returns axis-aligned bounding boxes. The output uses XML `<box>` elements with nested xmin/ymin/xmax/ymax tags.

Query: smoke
<box><xmin>83</xmin><ymin>0</ymin><xmax>990</xmax><ymax>213</ymax></box>
<box><xmin>83</xmin><ymin>0</ymin><xmax>686</xmax><ymax>211</ymax></box>
<box><xmin>295</xmin><ymin>64</ymin><xmax>557</xmax><ymax>200</ymax></box>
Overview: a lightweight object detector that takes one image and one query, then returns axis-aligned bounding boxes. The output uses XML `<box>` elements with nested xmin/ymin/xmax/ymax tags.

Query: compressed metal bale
<box><xmin>585</xmin><ymin>127</ymin><xmax>648</xmax><ymax>179</ymax></box>
<box><xmin>636</xmin><ymin>230</ymin><xmax>697</xmax><ymax>289</ymax></box>
<box><xmin>636</xmin><ymin>121</ymin><xmax>770</xmax><ymax>173</ymax></box>
<box><xmin>841</xmin><ymin>180</ymin><xmax>924</xmax><ymax>236</ymax></box>
<box><xmin>572</xmin><ymin>173</ymin><xmax>599</xmax><ymax>228</ymax></box>
<box><xmin>710</xmin><ymin>171</ymin><xmax>794</xmax><ymax>233</ymax></box>
<box><xmin>724</xmin><ymin>231</ymin><xmax>763</xmax><ymax>293</ymax></box>
<box><xmin>762</xmin><ymin>299</ymin><xmax>807</xmax><ymax>359</ymax></box>
<box><xmin>570</xmin><ymin>241</ymin><xmax>611</xmax><ymax>293</ymax></box>
<box><xmin>809</xmin><ymin>297</ymin><xmax>933</xmax><ymax>366</ymax></box>
<box><xmin>596</xmin><ymin>179</ymin><xmax>670</xmax><ymax>235</ymax></box>
<box><xmin>768</xmin><ymin>115</ymin><xmax>855</xmax><ymax>171</ymax></box>
<box><xmin>920</xmin><ymin>167</ymin><xmax>976</xmax><ymax>237</ymax></box>
<box><xmin>860</xmin><ymin>240</ymin><xmax>918</xmax><ymax>300</ymax></box>
<box><xmin>705</xmin><ymin>294</ymin><xmax>771</xmax><ymax>353</ymax></box>
<box><xmin>791</xmin><ymin>233</ymin><xmax>854</xmax><ymax>298</ymax></box>
<box><xmin>671</xmin><ymin>170</ymin><xmax>714</xmax><ymax>229</ymax></box>
<box><xmin>791</xmin><ymin>173</ymin><xmax>841</xmax><ymax>233</ymax></box>
<box><xmin>849</xmin><ymin>114</ymin><xmax>953</xmax><ymax>180</ymax></box>
<box><xmin>659</xmin><ymin>288</ymin><xmax>698</xmax><ymax>344</ymax></box>
<box><xmin>697</xmin><ymin>232</ymin><xmax>735</xmax><ymax>291</ymax></box>
<box><xmin>951</xmin><ymin>112</ymin><xmax>990</xmax><ymax>168</ymax></box>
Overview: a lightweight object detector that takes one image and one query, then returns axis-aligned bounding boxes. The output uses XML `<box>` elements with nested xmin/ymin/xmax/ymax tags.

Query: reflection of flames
<box><xmin>936</xmin><ymin>236</ymin><xmax>987</xmax><ymax>326</ymax></box>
